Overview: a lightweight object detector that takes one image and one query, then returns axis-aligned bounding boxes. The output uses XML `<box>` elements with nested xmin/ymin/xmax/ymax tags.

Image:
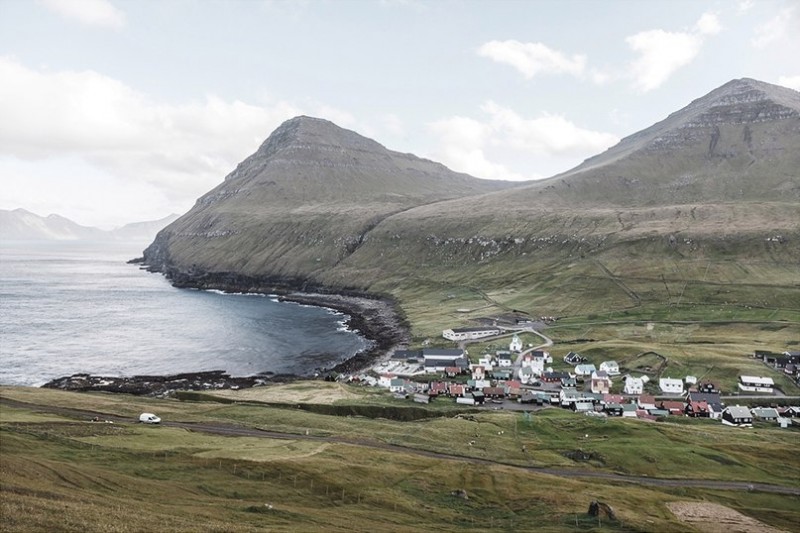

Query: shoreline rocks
<box><xmin>41</xmin><ymin>268</ymin><xmax>411</xmax><ymax>396</ymax></box>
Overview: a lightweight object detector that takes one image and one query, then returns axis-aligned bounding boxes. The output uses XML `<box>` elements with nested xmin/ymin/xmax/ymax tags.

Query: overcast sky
<box><xmin>1</xmin><ymin>0</ymin><xmax>798</xmax><ymax>228</ymax></box>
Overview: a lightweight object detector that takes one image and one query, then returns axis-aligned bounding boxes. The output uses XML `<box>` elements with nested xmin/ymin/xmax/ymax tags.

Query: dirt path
<box><xmin>3</xmin><ymin>397</ymin><xmax>799</xmax><ymax>496</ymax></box>
<box><xmin>667</xmin><ymin>502</ymin><xmax>787</xmax><ymax>533</ymax></box>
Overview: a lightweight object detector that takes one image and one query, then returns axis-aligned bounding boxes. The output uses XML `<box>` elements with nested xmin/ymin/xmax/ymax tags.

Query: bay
<box><xmin>0</xmin><ymin>241</ymin><xmax>369</xmax><ymax>386</ymax></box>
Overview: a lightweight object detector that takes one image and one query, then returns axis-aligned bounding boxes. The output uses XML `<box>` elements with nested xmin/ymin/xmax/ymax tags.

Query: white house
<box><xmin>590</xmin><ymin>371</ymin><xmax>612</xmax><ymax>394</ymax></box>
<box><xmin>442</xmin><ymin>327</ymin><xmax>501</xmax><ymax>341</ymax></box>
<box><xmin>574</xmin><ymin>364</ymin><xmax>596</xmax><ymax>378</ymax></box>
<box><xmin>471</xmin><ymin>365</ymin><xmax>486</xmax><ymax>380</ymax></box>
<box><xmin>599</xmin><ymin>361</ymin><xmax>620</xmax><ymax>376</ymax></box>
<box><xmin>684</xmin><ymin>375</ymin><xmax>698</xmax><ymax>386</ymax></box>
<box><xmin>659</xmin><ymin>377</ymin><xmax>684</xmax><ymax>395</ymax></box>
<box><xmin>497</xmin><ymin>354</ymin><xmax>513</xmax><ymax>367</ymax></box>
<box><xmin>738</xmin><ymin>375</ymin><xmax>774</xmax><ymax>393</ymax></box>
<box><xmin>378</xmin><ymin>374</ymin><xmax>396</xmax><ymax>388</ymax></box>
<box><xmin>520</xmin><ymin>353</ymin><xmax>545</xmax><ymax>375</ymax></box>
<box><xmin>623</xmin><ymin>375</ymin><xmax>645</xmax><ymax>395</ymax></box>
<box><xmin>509</xmin><ymin>334</ymin><xmax>523</xmax><ymax>352</ymax></box>
<box><xmin>518</xmin><ymin>366</ymin><xmax>536</xmax><ymax>384</ymax></box>
<box><xmin>477</xmin><ymin>355</ymin><xmax>495</xmax><ymax>370</ymax></box>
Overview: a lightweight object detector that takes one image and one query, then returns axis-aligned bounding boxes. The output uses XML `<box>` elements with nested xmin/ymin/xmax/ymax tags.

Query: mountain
<box><xmin>144</xmin><ymin>80</ymin><xmax>800</xmax><ymax>320</ymax></box>
<box><xmin>0</xmin><ymin>209</ymin><xmax>181</xmax><ymax>242</ymax></box>
<box><xmin>143</xmin><ymin>116</ymin><xmax>518</xmax><ymax>280</ymax></box>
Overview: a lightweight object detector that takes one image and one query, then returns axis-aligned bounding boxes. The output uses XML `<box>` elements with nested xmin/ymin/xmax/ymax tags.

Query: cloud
<box><xmin>428</xmin><ymin>102</ymin><xmax>618</xmax><ymax>181</ymax></box>
<box><xmin>39</xmin><ymin>0</ymin><xmax>126</xmax><ymax>29</ymax></box>
<box><xmin>752</xmin><ymin>6</ymin><xmax>797</xmax><ymax>48</ymax></box>
<box><xmin>477</xmin><ymin>40</ymin><xmax>586</xmax><ymax>79</ymax></box>
<box><xmin>0</xmin><ymin>57</ymin><xmax>359</xmax><ymax>225</ymax></box>
<box><xmin>625</xmin><ymin>12</ymin><xmax>721</xmax><ymax>92</ymax></box>
<box><xmin>778</xmin><ymin>75</ymin><xmax>800</xmax><ymax>91</ymax></box>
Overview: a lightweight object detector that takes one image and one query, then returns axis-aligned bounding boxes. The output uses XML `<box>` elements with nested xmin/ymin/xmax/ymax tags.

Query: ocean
<box><xmin>0</xmin><ymin>241</ymin><xmax>369</xmax><ymax>386</ymax></box>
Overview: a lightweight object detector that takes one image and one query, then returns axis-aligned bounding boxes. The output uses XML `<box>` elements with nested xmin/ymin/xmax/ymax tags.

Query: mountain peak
<box><xmin>254</xmin><ymin>115</ymin><xmax>383</xmax><ymax>160</ymax></box>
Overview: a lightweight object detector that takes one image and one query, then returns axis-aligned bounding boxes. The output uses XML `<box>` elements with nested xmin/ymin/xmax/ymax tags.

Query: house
<box><xmin>559</xmin><ymin>387</ymin><xmax>580</xmax><ymax>407</ymax></box>
<box><xmin>442</xmin><ymin>327</ymin><xmax>501</xmax><ymax>341</ymax></box>
<box><xmin>561</xmin><ymin>376</ymin><xmax>577</xmax><ymax>388</ymax></box>
<box><xmin>477</xmin><ymin>355</ymin><xmax>495</xmax><ymax>369</ymax></box>
<box><xmin>685</xmin><ymin>401</ymin><xmax>710</xmax><ymax>418</ymax></box>
<box><xmin>530</xmin><ymin>350</ymin><xmax>552</xmax><ymax>363</ymax></box>
<box><xmin>468</xmin><ymin>378</ymin><xmax>491</xmax><ymax>390</ymax></box>
<box><xmin>520</xmin><ymin>353</ymin><xmax>545</xmax><ymax>375</ymax></box>
<box><xmin>542</xmin><ymin>371</ymin><xmax>570</xmax><ymax>383</ymax></box>
<box><xmin>496</xmin><ymin>353</ymin><xmax>513</xmax><ymax>367</ymax></box>
<box><xmin>428</xmin><ymin>381</ymin><xmax>448</xmax><ymax>397</ymax></box>
<box><xmin>471</xmin><ymin>366</ymin><xmax>486</xmax><ymax>380</ymax></box>
<box><xmin>563</xmin><ymin>351</ymin><xmax>583</xmax><ymax>365</ymax></box>
<box><xmin>602</xmin><ymin>394</ymin><xmax>625</xmax><ymax>405</ymax></box>
<box><xmin>686</xmin><ymin>391</ymin><xmax>724</xmax><ymax>419</ymax></box>
<box><xmin>413</xmin><ymin>393</ymin><xmax>430</xmax><ymax>404</ymax></box>
<box><xmin>623</xmin><ymin>375</ymin><xmax>645</xmax><ymax>395</ymax></box>
<box><xmin>517</xmin><ymin>366</ymin><xmax>533</xmax><ymax>384</ymax></box>
<box><xmin>389</xmin><ymin>378</ymin><xmax>408</xmax><ymax>394</ymax></box>
<box><xmin>750</xmin><ymin>407</ymin><xmax>779</xmax><ymax>421</ymax></box>
<box><xmin>648</xmin><ymin>408</ymin><xmax>670</xmax><ymax>418</ymax></box>
<box><xmin>448</xmin><ymin>383</ymin><xmax>466</xmax><ymax>397</ymax></box>
<box><xmin>378</xmin><ymin>374</ymin><xmax>396</xmax><ymax>388</ymax></box>
<box><xmin>621</xmin><ymin>403</ymin><xmax>638</xmax><ymax>418</ymax></box>
<box><xmin>659</xmin><ymin>400</ymin><xmax>686</xmax><ymax>416</ymax></box>
<box><xmin>659</xmin><ymin>377</ymin><xmax>684</xmax><ymax>395</ymax></box>
<box><xmin>637</xmin><ymin>395</ymin><xmax>656</xmax><ymax>410</ymax></box>
<box><xmin>738</xmin><ymin>375</ymin><xmax>774</xmax><ymax>394</ymax></box>
<box><xmin>777</xmin><ymin>406</ymin><xmax>800</xmax><ymax>418</ymax></box>
<box><xmin>392</xmin><ymin>349</ymin><xmax>421</xmax><ymax>361</ymax></box>
<box><xmin>572</xmin><ymin>400</ymin><xmax>594</xmax><ymax>413</ymax></box>
<box><xmin>471</xmin><ymin>391</ymin><xmax>485</xmax><ymax>405</ymax></box>
<box><xmin>590</xmin><ymin>371</ymin><xmax>612</xmax><ymax>394</ymax></box>
<box><xmin>509</xmin><ymin>334</ymin><xmax>523</xmax><ymax>352</ymax></box>
<box><xmin>599</xmin><ymin>361</ymin><xmax>620</xmax><ymax>376</ymax></box>
<box><xmin>684</xmin><ymin>375</ymin><xmax>697</xmax><ymax>386</ymax></box>
<box><xmin>696</xmin><ymin>381</ymin><xmax>718</xmax><ymax>393</ymax></box>
<box><xmin>603</xmin><ymin>403</ymin><xmax>624</xmax><ymax>417</ymax></box>
<box><xmin>483</xmin><ymin>386</ymin><xmax>506</xmax><ymax>399</ymax></box>
<box><xmin>574</xmin><ymin>364</ymin><xmax>597</xmax><ymax>378</ymax></box>
<box><xmin>722</xmin><ymin>405</ymin><xmax>753</xmax><ymax>427</ymax></box>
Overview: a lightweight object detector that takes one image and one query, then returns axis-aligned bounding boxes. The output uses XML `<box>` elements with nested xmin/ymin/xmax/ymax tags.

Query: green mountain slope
<box><xmin>144</xmin><ymin>80</ymin><xmax>800</xmax><ymax>332</ymax></box>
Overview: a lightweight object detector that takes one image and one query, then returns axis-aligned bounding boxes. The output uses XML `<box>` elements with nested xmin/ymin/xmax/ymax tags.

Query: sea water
<box><xmin>0</xmin><ymin>241</ymin><xmax>369</xmax><ymax>386</ymax></box>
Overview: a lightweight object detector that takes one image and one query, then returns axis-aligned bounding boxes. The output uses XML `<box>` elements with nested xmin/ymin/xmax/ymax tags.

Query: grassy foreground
<box><xmin>2</xmin><ymin>385</ymin><xmax>799</xmax><ymax>532</ymax></box>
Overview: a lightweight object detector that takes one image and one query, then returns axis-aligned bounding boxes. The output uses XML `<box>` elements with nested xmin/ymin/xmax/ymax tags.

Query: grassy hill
<box><xmin>2</xmin><ymin>385</ymin><xmax>799</xmax><ymax>532</ymax></box>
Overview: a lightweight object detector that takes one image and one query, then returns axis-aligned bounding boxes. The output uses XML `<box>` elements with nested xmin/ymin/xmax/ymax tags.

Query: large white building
<box><xmin>442</xmin><ymin>327</ymin><xmax>501</xmax><ymax>341</ymax></box>
<box><xmin>623</xmin><ymin>375</ymin><xmax>645</xmax><ymax>395</ymax></box>
<box><xmin>659</xmin><ymin>377</ymin><xmax>684</xmax><ymax>395</ymax></box>
<box><xmin>738</xmin><ymin>375</ymin><xmax>774</xmax><ymax>393</ymax></box>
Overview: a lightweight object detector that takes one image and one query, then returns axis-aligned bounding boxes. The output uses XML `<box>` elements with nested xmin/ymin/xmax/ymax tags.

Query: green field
<box><xmin>2</xmin><ymin>385</ymin><xmax>799</xmax><ymax>532</ymax></box>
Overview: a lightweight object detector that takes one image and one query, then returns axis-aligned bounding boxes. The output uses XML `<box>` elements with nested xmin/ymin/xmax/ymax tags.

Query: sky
<box><xmin>1</xmin><ymin>0</ymin><xmax>798</xmax><ymax>228</ymax></box>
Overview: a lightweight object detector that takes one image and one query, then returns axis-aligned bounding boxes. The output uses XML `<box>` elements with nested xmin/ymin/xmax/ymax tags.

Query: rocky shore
<box><xmin>42</xmin><ymin>370</ymin><xmax>297</xmax><ymax>397</ymax></box>
<box><xmin>46</xmin><ymin>265</ymin><xmax>411</xmax><ymax>396</ymax></box>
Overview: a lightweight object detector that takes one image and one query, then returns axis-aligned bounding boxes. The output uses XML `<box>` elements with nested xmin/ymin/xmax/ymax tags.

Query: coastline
<box><xmin>43</xmin><ymin>266</ymin><xmax>411</xmax><ymax>395</ymax></box>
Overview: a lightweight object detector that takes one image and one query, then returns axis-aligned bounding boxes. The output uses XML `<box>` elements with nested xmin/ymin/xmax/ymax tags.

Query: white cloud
<box><xmin>695</xmin><ymin>12</ymin><xmax>722</xmax><ymax>35</ymax></box>
<box><xmin>477</xmin><ymin>40</ymin><xmax>586</xmax><ymax>79</ymax></box>
<box><xmin>0</xmin><ymin>57</ymin><xmax>356</xmax><ymax>225</ymax></box>
<box><xmin>625</xmin><ymin>12</ymin><xmax>721</xmax><ymax>92</ymax></box>
<box><xmin>778</xmin><ymin>75</ymin><xmax>800</xmax><ymax>91</ymax></box>
<box><xmin>428</xmin><ymin>102</ymin><xmax>618</xmax><ymax>181</ymax></box>
<box><xmin>39</xmin><ymin>0</ymin><xmax>126</xmax><ymax>29</ymax></box>
<box><xmin>752</xmin><ymin>7</ymin><xmax>796</xmax><ymax>48</ymax></box>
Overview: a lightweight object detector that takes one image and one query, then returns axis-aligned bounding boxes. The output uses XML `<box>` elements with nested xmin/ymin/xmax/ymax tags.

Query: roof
<box><xmin>447</xmin><ymin>327</ymin><xmax>500</xmax><ymax>333</ymax></box>
<box><xmin>751</xmin><ymin>407</ymin><xmax>779</xmax><ymax>418</ymax></box>
<box><xmin>725</xmin><ymin>405</ymin><xmax>752</xmax><ymax>418</ymax></box>
<box><xmin>659</xmin><ymin>377</ymin><xmax>683</xmax><ymax>385</ymax></box>
<box><xmin>739</xmin><ymin>375</ymin><xmax>774</xmax><ymax>385</ymax></box>
<box><xmin>423</xmin><ymin>348</ymin><xmax>465</xmax><ymax>357</ymax></box>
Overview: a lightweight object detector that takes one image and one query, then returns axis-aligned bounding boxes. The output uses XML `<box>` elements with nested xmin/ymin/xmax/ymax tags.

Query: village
<box><xmin>346</xmin><ymin>321</ymin><xmax>800</xmax><ymax>430</ymax></box>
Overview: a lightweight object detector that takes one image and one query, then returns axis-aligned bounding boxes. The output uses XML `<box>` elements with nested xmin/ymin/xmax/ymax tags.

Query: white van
<box><xmin>139</xmin><ymin>413</ymin><xmax>161</xmax><ymax>424</ymax></box>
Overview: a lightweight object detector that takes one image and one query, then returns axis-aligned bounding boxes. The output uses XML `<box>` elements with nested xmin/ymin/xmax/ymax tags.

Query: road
<box><xmin>2</xmin><ymin>396</ymin><xmax>798</xmax><ymax>496</ymax></box>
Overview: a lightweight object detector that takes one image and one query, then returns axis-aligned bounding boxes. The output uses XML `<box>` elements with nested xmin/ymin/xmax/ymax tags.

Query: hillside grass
<box><xmin>2</xmin><ymin>386</ymin><xmax>799</xmax><ymax>532</ymax></box>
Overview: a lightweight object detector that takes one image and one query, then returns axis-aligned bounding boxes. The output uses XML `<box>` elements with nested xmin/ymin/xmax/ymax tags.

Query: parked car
<box><xmin>139</xmin><ymin>413</ymin><xmax>161</xmax><ymax>424</ymax></box>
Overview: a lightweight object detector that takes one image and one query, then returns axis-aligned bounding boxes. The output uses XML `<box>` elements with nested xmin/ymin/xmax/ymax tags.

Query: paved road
<box><xmin>3</xmin><ymin>396</ymin><xmax>798</xmax><ymax>496</ymax></box>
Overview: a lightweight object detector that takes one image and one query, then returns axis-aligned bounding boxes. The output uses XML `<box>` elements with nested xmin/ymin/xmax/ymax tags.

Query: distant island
<box><xmin>0</xmin><ymin>209</ymin><xmax>180</xmax><ymax>242</ymax></box>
